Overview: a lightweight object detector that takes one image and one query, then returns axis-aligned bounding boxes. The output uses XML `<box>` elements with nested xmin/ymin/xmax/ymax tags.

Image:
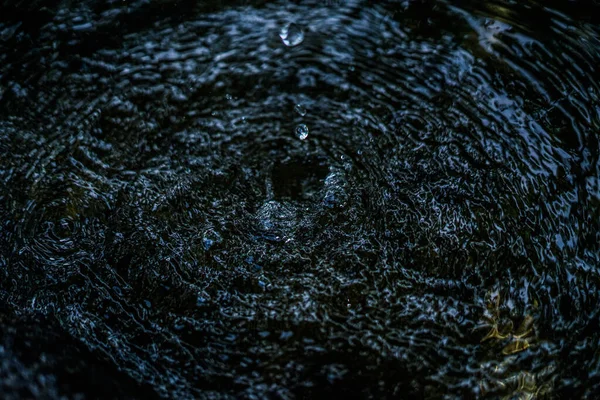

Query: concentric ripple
<box><xmin>1</xmin><ymin>0</ymin><xmax>600</xmax><ymax>398</ymax></box>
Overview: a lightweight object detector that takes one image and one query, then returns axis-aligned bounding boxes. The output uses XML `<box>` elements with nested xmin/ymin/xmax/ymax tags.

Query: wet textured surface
<box><xmin>1</xmin><ymin>0</ymin><xmax>600</xmax><ymax>398</ymax></box>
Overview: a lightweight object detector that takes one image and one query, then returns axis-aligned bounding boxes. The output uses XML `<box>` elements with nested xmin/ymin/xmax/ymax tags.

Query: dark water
<box><xmin>1</xmin><ymin>0</ymin><xmax>600</xmax><ymax>398</ymax></box>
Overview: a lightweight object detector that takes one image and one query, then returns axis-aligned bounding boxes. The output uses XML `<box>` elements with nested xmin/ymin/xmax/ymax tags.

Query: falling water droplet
<box><xmin>294</xmin><ymin>103</ymin><xmax>307</xmax><ymax>116</ymax></box>
<box><xmin>279</xmin><ymin>22</ymin><xmax>304</xmax><ymax>47</ymax></box>
<box><xmin>295</xmin><ymin>124</ymin><xmax>309</xmax><ymax>140</ymax></box>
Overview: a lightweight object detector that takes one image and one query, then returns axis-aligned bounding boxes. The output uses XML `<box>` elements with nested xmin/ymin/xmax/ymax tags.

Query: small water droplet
<box><xmin>294</xmin><ymin>103</ymin><xmax>307</xmax><ymax>116</ymax></box>
<box><xmin>295</xmin><ymin>124</ymin><xmax>309</xmax><ymax>140</ymax></box>
<box><xmin>279</xmin><ymin>22</ymin><xmax>304</xmax><ymax>47</ymax></box>
<box><xmin>203</xmin><ymin>229</ymin><xmax>222</xmax><ymax>250</ymax></box>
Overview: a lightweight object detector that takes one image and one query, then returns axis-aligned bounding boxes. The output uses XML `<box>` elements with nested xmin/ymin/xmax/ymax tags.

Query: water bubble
<box><xmin>295</xmin><ymin>124</ymin><xmax>309</xmax><ymax>140</ymax></box>
<box><xmin>279</xmin><ymin>22</ymin><xmax>304</xmax><ymax>47</ymax></box>
<box><xmin>294</xmin><ymin>103</ymin><xmax>307</xmax><ymax>116</ymax></box>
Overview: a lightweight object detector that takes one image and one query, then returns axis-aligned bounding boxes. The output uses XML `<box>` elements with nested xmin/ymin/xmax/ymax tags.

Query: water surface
<box><xmin>1</xmin><ymin>0</ymin><xmax>600</xmax><ymax>398</ymax></box>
